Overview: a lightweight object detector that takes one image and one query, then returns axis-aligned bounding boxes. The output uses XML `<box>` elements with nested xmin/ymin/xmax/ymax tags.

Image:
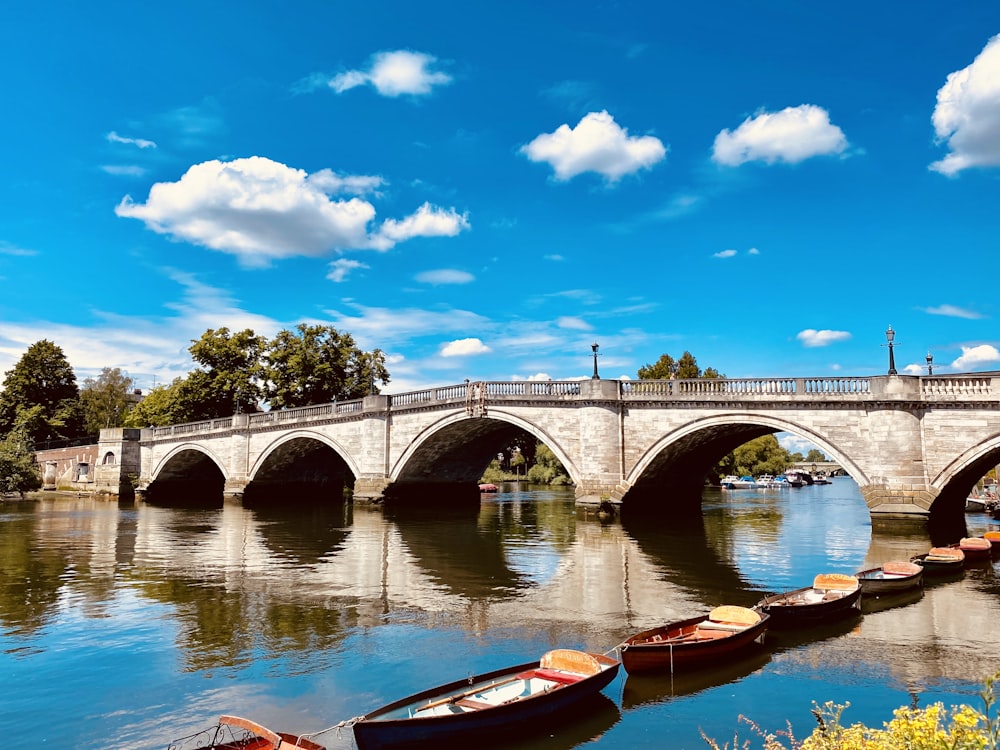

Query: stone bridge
<box><xmin>94</xmin><ymin>372</ymin><xmax>1000</xmax><ymax>523</ymax></box>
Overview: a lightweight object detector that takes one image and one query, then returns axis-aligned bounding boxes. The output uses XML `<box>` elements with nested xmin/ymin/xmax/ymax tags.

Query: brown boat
<box><xmin>756</xmin><ymin>573</ymin><xmax>862</xmax><ymax>625</ymax></box>
<box><xmin>168</xmin><ymin>715</ymin><xmax>325</xmax><ymax>750</ymax></box>
<box><xmin>620</xmin><ymin>605</ymin><xmax>769</xmax><ymax>674</ymax></box>
<box><xmin>911</xmin><ymin>546</ymin><xmax>965</xmax><ymax>574</ymax></box>
<box><xmin>958</xmin><ymin>537</ymin><xmax>992</xmax><ymax>561</ymax></box>
<box><xmin>856</xmin><ymin>561</ymin><xmax>923</xmax><ymax>594</ymax></box>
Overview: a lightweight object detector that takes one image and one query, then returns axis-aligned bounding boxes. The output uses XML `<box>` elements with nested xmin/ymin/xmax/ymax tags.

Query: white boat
<box><xmin>756</xmin><ymin>475</ymin><xmax>786</xmax><ymax>489</ymax></box>
<box><xmin>721</xmin><ymin>475</ymin><xmax>756</xmax><ymax>489</ymax></box>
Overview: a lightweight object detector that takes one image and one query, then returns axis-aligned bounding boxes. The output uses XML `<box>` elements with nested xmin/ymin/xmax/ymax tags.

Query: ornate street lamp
<box><xmin>885</xmin><ymin>326</ymin><xmax>897</xmax><ymax>375</ymax></box>
<box><xmin>591</xmin><ymin>342</ymin><xmax>600</xmax><ymax>379</ymax></box>
<box><xmin>926</xmin><ymin>352</ymin><xmax>934</xmax><ymax>375</ymax></box>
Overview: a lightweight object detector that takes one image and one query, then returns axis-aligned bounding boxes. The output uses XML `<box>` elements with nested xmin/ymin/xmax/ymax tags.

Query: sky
<box><xmin>2</xmin><ymin>1</ymin><xmax>1000</xmax><ymax>400</ymax></box>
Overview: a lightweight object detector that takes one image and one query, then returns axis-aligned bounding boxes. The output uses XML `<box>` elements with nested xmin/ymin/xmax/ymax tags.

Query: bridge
<box><xmin>92</xmin><ymin>372</ymin><xmax>1000</xmax><ymax>523</ymax></box>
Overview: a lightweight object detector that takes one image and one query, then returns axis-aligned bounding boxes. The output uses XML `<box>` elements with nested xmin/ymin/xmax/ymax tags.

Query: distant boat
<box><xmin>755</xmin><ymin>573</ymin><xmax>861</xmax><ymax>625</ymax></box>
<box><xmin>169</xmin><ymin>715</ymin><xmax>325</xmax><ymax>750</ymax></box>
<box><xmin>783</xmin><ymin>471</ymin><xmax>808</xmax><ymax>487</ymax></box>
<box><xmin>755</xmin><ymin>475</ymin><xmax>786</xmax><ymax>489</ymax></box>
<box><xmin>856</xmin><ymin>561</ymin><xmax>924</xmax><ymax>594</ymax></box>
<box><xmin>478</xmin><ymin>483</ymin><xmax>499</xmax><ymax>493</ymax></box>
<box><xmin>619</xmin><ymin>605</ymin><xmax>769</xmax><ymax>674</ymax></box>
<box><xmin>720</xmin><ymin>475</ymin><xmax>757</xmax><ymax>489</ymax></box>
<box><xmin>350</xmin><ymin>649</ymin><xmax>620</xmax><ymax>750</ymax></box>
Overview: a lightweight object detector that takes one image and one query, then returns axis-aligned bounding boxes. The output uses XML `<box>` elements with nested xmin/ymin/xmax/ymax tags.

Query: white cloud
<box><xmin>796</xmin><ymin>329</ymin><xmax>851</xmax><ymax>347</ymax></box>
<box><xmin>520</xmin><ymin>110</ymin><xmax>666</xmax><ymax>182</ymax></box>
<box><xmin>923</xmin><ymin>304</ymin><xmax>985</xmax><ymax>319</ymax></box>
<box><xmin>748</xmin><ymin>247</ymin><xmax>760</xmax><ymax>255</ymax></box>
<box><xmin>116</xmin><ymin>157</ymin><xmax>465</xmax><ymax>266</ymax></box>
<box><xmin>556</xmin><ymin>316</ymin><xmax>592</xmax><ymax>330</ymax></box>
<box><xmin>712</xmin><ymin>104</ymin><xmax>848</xmax><ymax>166</ymax></box>
<box><xmin>440</xmin><ymin>337</ymin><xmax>491</xmax><ymax>357</ymax></box>
<box><xmin>930</xmin><ymin>34</ymin><xmax>1000</xmax><ymax>175</ymax></box>
<box><xmin>373</xmin><ymin>202</ymin><xmax>470</xmax><ymax>249</ymax></box>
<box><xmin>952</xmin><ymin>344</ymin><xmax>1000</xmax><ymax>371</ymax></box>
<box><xmin>527</xmin><ymin>372</ymin><xmax>553</xmax><ymax>381</ymax></box>
<box><xmin>326</xmin><ymin>303</ymin><xmax>492</xmax><ymax>349</ymax></box>
<box><xmin>107</xmin><ymin>131</ymin><xmax>157</xmax><ymax>149</ymax></box>
<box><xmin>327</xmin><ymin>258</ymin><xmax>368</xmax><ymax>282</ymax></box>
<box><xmin>713</xmin><ymin>249</ymin><xmax>738</xmax><ymax>258</ymax></box>
<box><xmin>0</xmin><ymin>241</ymin><xmax>37</xmax><ymax>256</ymax></box>
<box><xmin>330</xmin><ymin>50</ymin><xmax>452</xmax><ymax>97</ymax></box>
<box><xmin>415</xmin><ymin>269</ymin><xmax>474</xmax><ymax>285</ymax></box>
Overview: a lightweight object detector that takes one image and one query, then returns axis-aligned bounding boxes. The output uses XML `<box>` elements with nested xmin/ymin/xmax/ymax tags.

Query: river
<box><xmin>2</xmin><ymin>479</ymin><xmax>999</xmax><ymax>749</ymax></box>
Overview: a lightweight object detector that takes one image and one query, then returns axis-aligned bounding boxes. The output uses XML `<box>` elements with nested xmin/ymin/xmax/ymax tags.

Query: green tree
<box><xmin>0</xmin><ymin>340</ymin><xmax>86</xmax><ymax>443</ymax></box>
<box><xmin>526</xmin><ymin>443</ymin><xmax>571</xmax><ymax>485</ymax></box>
<box><xmin>80</xmin><ymin>367</ymin><xmax>135</xmax><ymax>434</ymax></box>
<box><xmin>716</xmin><ymin>435</ymin><xmax>793</xmax><ymax>478</ymax></box>
<box><xmin>638</xmin><ymin>351</ymin><xmax>725</xmax><ymax>380</ymax></box>
<box><xmin>264</xmin><ymin>324</ymin><xmax>390</xmax><ymax>408</ymax></box>
<box><xmin>123</xmin><ymin>379</ymin><xmax>192</xmax><ymax>427</ymax></box>
<box><xmin>805</xmin><ymin>448</ymin><xmax>827</xmax><ymax>462</ymax></box>
<box><xmin>187</xmin><ymin>328</ymin><xmax>267</xmax><ymax>417</ymax></box>
<box><xmin>0</xmin><ymin>427</ymin><xmax>42</xmax><ymax>496</ymax></box>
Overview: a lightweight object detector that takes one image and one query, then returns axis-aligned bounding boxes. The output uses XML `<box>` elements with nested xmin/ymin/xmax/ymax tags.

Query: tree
<box><xmin>264</xmin><ymin>324</ymin><xmax>390</xmax><ymax>408</ymax></box>
<box><xmin>526</xmin><ymin>443</ymin><xmax>571</xmax><ymax>485</ymax></box>
<box><xmin>80</xmin><ymin>368</ymin><xmax>135</xmax><ymax>434</ymax></box>
<box><xmin>716</xmin><ymin>435</ymin><xmax>793</xmax><ymax>478</ymax></box>
<box><xmin>638</xmin><ymin>351</ymin><xmax>725</xmax><ymax>380</ymax></box>
<box><xmin>0</xmin><ymin>427</ymin><xmax>41</xmax><ymax>496</ymax></box>
<box><xmin>805</xmin><ymin>448</ymin><xmax>827</xmax><ymax>462</ymax></box>
<box><xmin>187</xmin><ymin>328</ymin><xmax>267</xmax><ymax>417</ymax></box>
<box><xmin>0</xmin><ymin>340</ymin><xmax>86</xmax><ymax>443</ymax></box>
<box><xmin>123</xmin><ymin>379</ymin><xmax>192</xmax><ymax>427</ymax></box>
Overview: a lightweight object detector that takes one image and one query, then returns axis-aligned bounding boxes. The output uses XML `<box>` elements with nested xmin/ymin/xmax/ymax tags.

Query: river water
<box><xmin>2</xmin><ymin>480</ymin><xmax>999</xmax><ymax>749</ymax></box>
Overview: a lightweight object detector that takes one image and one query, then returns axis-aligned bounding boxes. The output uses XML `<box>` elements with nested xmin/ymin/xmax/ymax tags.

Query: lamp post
<box><xmin>591</xmin><ymin>342</ymin><xmax>600</xmax><ymax>379</ymax></box>
<box><xmin>885</xmin><ymin>326</ymin><xmax>897</xmax><ymax>375</ymax></box>
<box><xmin>926</xmin><ymin>352</ymin><xmax>934</xmax><ymax>375</ymax></box>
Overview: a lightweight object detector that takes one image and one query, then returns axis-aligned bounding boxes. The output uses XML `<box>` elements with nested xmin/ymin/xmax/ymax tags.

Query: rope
<box><xmin>297</xmin><ymin>716</ymin><xmax>366</xmax><ymax>741</ymax></box>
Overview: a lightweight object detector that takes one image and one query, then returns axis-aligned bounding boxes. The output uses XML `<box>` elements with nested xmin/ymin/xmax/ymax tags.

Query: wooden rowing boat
<box><xmin>755</xmin><ymin>573</ymin><xmax>861</xmax><ymax>625</ymax></box>
<box><xmin>350</xmin><ymin>649</ymin><xmax>620</xmax><ymax>750</ymax></box>
<box><xmin>958</xmin><ymin>537</ymin><xmax>992</xmax><ymax>561</ymax></box>
<box><xmin>167</xmin><ymin>715</ymin><xmax>325</xmax><ymax>750</ymax></box>
<box><xmin>619</xmin><ymin>605</ymin><xmax>769</xmax><ymax>674</ymax></box>
<box><xmin>911</xmin><ymin>546</ymin><xmax>965</xmax><ymax>574</ymax></box>
<box><xmin>856</xmin><ymin>561</ymin><xmax>924</xmax><ymax>594</ymax></box>
<box><xmin>984</xmin><ymin>530</ymin><xmax>1000</xmax><ymax>551</ymax></box>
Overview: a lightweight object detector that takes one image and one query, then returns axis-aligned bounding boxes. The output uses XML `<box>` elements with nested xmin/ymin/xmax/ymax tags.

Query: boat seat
<box><xmin>456</xmin><ymin>698</ymin><xmax>495</xmax><ymax>711</ymax></box>
<box><xmin>530</xmin><ymin>668</ymin><xmax>586</xmax><ymax>684</ymax></box>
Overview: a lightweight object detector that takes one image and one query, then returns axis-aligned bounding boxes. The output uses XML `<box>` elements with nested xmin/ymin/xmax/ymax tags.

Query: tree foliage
<box><xmin>0</xmin><ymin>428</ymin><xmax>41</xmax><ymax>495</ymax></box>
<box><xmin>188</xmin><ymin>328</ymin><xmax>267</xmax><ymax>417</ymax></box>
<box><xmin>0</xmin><ymin>340</ymin><xmax>85</xmax><ymax>443</ymax></box>
<box><xmin>80</xmin><ymin>367</ymin><xmax>135</xmax><ymax>434</ymax></box>
<box><xmin>638</xmin><ymin>351</ymin><xmax>724</xmax><ymax>380</ymax></box>
<box><xmin>716</xmin><ymin>435</ymin><xmax>793</xmax><ymax>478</ymax></box>
<box><xmin>265</xmin><ymin>324</ymin><xmax>389</xmax><ymax>409</ymax></box>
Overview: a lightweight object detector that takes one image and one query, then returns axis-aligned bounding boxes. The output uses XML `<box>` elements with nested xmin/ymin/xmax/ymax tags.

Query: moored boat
<box><xmin>958</xmin><ymin>537</ymin><xmax>992</xmax><ymax>561</ymax></box>
<box><xmin>755</xmin><ymin>573</ymin><xmax>861</xmax><ymax>625</ymax></box>
<box><xmin>911</xmin><ymin>546</ymin><xmax>965</xmax><ymax>574</ymax></box>
<box><xmin>856</xmin><ymin>561</ymin><xmax>923</xmax><ymax>594</ymax></box>
<box><xmin>984</xmin><ymin>530</ymin><xmax>1000</xmax><ymax>551</ymax></box>
<box><xmin>167</xmin><ymin>715</ymin><xmax>325</xmax><ymax>750</ymax></box>
<box><xmin>478</xmin><ymin>483</ymin><xmax>499</xmax><ymax>493</ymax></box>
<box><xmin>349</xmin><ymin>649</ymin><xmax>620</xmax><ymax>750</ymax></box>
<box><xmin>619</xmin><ymin>605</ymin><xmax>769</xmax><ymax>674</ymax></box>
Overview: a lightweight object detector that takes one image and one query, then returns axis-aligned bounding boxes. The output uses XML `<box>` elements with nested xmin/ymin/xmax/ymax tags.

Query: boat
<box><xmin>478</xmin><ymin>483</ymin><xmax>499</xmax><ymax>493</ymax></box>
<box><xmin>167</xmin><ymin>715</ymin><xmax>325</xmax><ymax>750</ymax></box>
<box><xmin>719</xmin><ymin>475</ymin><xmax>756</xmax><ymax>489</ymax></box>
<box><xmin>619</xmin><ymin>605</ymin><xmax>770</xmax><ymax>674</ymax></box>
<box><xmin>349</xmin><ymin>649</ymin><xmax>620</xmax><ymax>750</ymax></box>
<box><xmin>782</xmin><ymin>471</ymin><xmax>807</xmax><ymax>487</ymax></box>
<box><xmin>755</xmin><ymin>573</ymin><xmax>862</xmax><ymax>625</ymax></box>
<box><xmin>984</xmin><ymin>530</ymin><xmax>1000</xmax><ymax>551</ymax></box>
<box><xmin>958</xmin><ymin>537</ymin><xmax>992</xmax><ymax>561</ymax></box>
<box><xmin>966</xmin><ymin>494</ymin><xmax>989</xmax><ymax>513</ymax></box>
<box><xmin>755</xmin><ymin>475</ymin><xmax>786</xmax><ymax>489</ymax></box>
<box><xmin>911</xmin><ymin>546</ymin><xmax>965</xmax><ymax>574</ymax></box>
<box><xmin>855</xmin><ymin>561</ymin><xmax>924</xmax><ymax>594</ymax></box>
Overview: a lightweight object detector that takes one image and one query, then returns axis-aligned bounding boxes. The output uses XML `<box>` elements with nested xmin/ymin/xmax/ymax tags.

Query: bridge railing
<box><xmin>921</xmin><ymin>376</ymin><xmax>995</xmax><ymax>397</ymax></box>
<box><xmin>620</xmin><ymin>377</ymin><xmax>871</xmax><ymax>398</ymax></box>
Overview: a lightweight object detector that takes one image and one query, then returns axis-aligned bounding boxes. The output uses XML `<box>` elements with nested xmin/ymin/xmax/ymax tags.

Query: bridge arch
<box><xmin>146</xmin><ymin>443</ymin><xmax>229</xmax><ymax>504</ymax></box>
<box><xmin>623</xmin><ymin>413</ymin><xmax>871</xmax><ymax>507</ymax></box>
<box><xmin>386</xmin><ymin>410</ymin><xmax>580</xmax><ymax>501</ymax></box>
<box><xmin>928</xmin><ymin>432</ymin><xmax>1000</xmax><ymax>516</ymax></box>
<box><xmin>245</xmin><ymin>429</ymin><xmax>360</xmax><ymax>505</ymax></box>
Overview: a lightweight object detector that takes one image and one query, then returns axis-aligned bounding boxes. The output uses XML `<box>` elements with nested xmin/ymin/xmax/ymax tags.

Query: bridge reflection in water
<box><xmin>3</xmin><ymin>481</ymin><xmax>1000</xmax><ymax>750</ymax></box>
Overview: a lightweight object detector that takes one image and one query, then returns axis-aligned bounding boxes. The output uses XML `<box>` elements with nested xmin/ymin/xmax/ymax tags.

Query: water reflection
<box><xmin>3</xmin><ymin>482</ymin><xmax>1000</xmax><ymax>750</ymax></box>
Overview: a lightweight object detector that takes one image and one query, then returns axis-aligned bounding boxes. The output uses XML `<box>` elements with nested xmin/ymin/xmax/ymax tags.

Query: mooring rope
<box><xmin>296</xmin><ymin>715</ymin><xmax>366</xmax><ymax>742</ymax></box>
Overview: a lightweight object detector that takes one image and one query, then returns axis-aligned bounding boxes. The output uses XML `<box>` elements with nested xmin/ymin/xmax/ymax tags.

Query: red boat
<box><xmin>478</xmin><ymin>483</ymin><xmax>499</xmax><ymax>493</ymax></box>
<box><xmin>619</xmin><ymin>605</ymin><xmax>769</xmax><ymax>674</ymax></box>
<box><xmin>168</xmin><ymin>715</ymin><xmax>325</xmax><ymax>750</ymax></box>
<box><xmin>958</xmin><ymin>537</ymin><xmax>992</xmax><ymax>561</ymax></box>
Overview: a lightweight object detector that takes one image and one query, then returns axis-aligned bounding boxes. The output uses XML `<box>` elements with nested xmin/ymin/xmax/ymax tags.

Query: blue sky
<box><xmin>2</xmin><ymin>1</ymin><xmax>1000</xmax><ymax>397</ymax></box>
